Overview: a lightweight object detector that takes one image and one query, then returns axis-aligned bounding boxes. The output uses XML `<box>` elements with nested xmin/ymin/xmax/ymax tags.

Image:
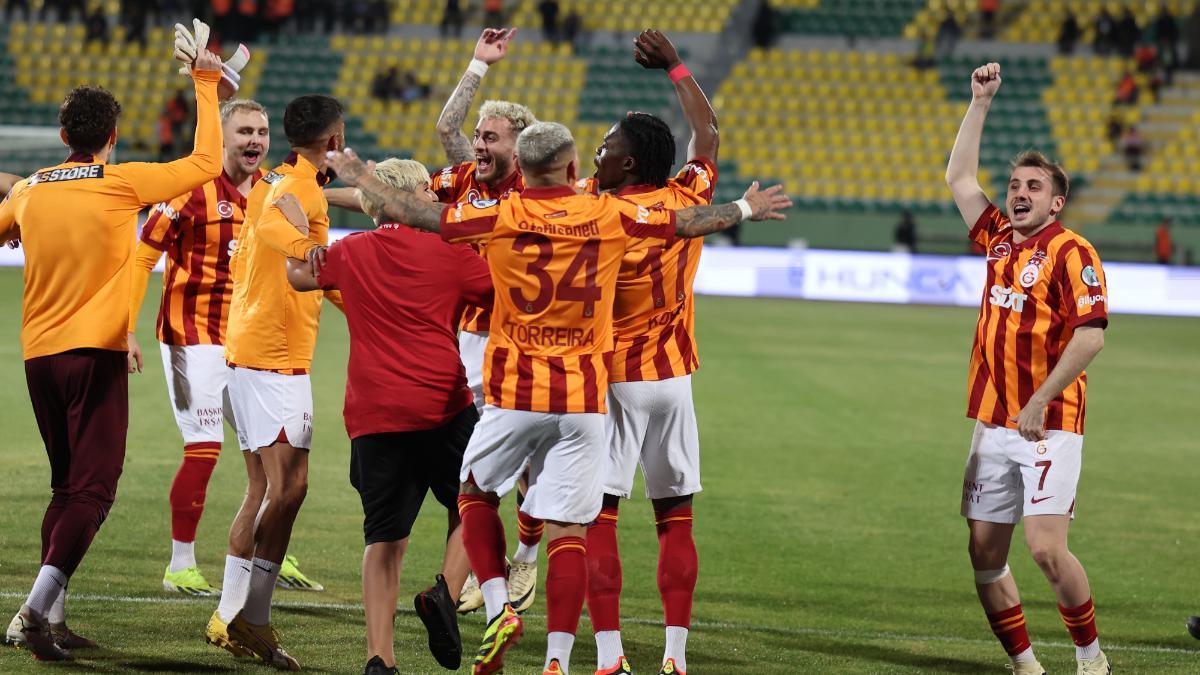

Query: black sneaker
<box><xmin>1188</xmin><ymin>615</ymin><xmax>1200</xmax><ymax>640</ymax></box>
<box><xmin>363</xmin><ymin>655</ymin><xmax>397</xmax><ymax>675</ymax></box>
<box><xmin>414</xmin><ymin>574</ymin><xmax>463</xmax><ymax>670</ymax></box>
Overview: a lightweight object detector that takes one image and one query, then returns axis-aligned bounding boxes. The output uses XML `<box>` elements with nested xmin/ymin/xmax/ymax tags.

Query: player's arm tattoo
<box><xmin>436</xmin><ymin>72</ymin><xmax>481</xmax><ymax>164</ymax></box>
<box><xmin>351</xmin><ymin>173</ymin><xmax>445</xmax><ymax>232</ymax></box>
<box><xmin>675</xmin><ymin>203</ymin><xmax>741</xmax><ymax>238</ymax></box>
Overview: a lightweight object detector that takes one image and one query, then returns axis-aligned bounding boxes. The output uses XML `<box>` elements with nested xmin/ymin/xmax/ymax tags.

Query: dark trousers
<box><xmin>25</xmin><ymin>349</ymin><xmax>128</xmax><ymax>576</ymax></box>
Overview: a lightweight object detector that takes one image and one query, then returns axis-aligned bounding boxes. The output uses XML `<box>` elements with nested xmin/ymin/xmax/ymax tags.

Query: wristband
<box><xmin>467</xmin><ymin>58</ymin><xmax>489</xmax><ymax>78</ymax></box>
<box><xmin>668</xmin><ymin>62</ymin><xmax>691</xmax><ymax>84</ymax></box>
<box><xmin>734</xmin><ymin>198</ymin><xmax>753</xmax><ymax>222</ymax></box>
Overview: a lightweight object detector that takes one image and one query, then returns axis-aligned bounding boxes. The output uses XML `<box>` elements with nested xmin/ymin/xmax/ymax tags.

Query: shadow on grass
<box><xmin>758</xmin><ymin>631</ymin><xmax>992</xmax><ymax>672</ymax></box>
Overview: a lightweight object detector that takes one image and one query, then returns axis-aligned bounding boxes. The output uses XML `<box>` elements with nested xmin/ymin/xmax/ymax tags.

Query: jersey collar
<box><xmin>1013</xmin><ymin>220</ymin><xmax>1063</xmax><ymax>249</ymax></box>
<box><xmin>616</xmin><ymin>183</ymin><xmax>664</xmax><ymax>197</ymax></box>
<box><xmin>520</xmin><ymin>185</ymin><xmax>577</xmax><ymax>200</ymax></box>
<box><xmin>283</xmin><ymin>151</ymin><xmax>334</xmax><ymax>187</ymax></box>
<box><xmin>482</xmin><ymin>167</ymin><xmax>523</xmax><ymax>198</ymax></box>
<box><xmin>65</xmin><ymin>151</ymin><xmax>95</xmax><ymax>163</ymax></box>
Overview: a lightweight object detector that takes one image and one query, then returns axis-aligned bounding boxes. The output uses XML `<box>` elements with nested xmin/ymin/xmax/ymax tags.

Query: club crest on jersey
<box><xmin>30</xmin><ymin>164</ymin><xmax>104</xmax><ymax>184</ymax></box>
<box><xmin>1019</xmin><ymin>263</ymin><xmax>1040</xmax><ymax>288</ymax></box>
<box><xmin>471</xmin><ymin>198</ymin><xmax>498</xmax><ymax>209</ymax></box>
<box><xmin>465</xmin><ymin>188</ymin><xmax>482</xmax><ymax>202</ymax></box>
<box><xmin>987</xmin><ymin>242</ymin><xmax>1012</xmax><ymax>261</ymax></box>
<box><xmin>216</xmin><ymin>200</ymin><xmax>235</xmax><ymax>218</ymax></box>
<box><xmin>1080</xmin><ymin>265</ymin><xmax>1101</xmax><ymax>287</ymax></box>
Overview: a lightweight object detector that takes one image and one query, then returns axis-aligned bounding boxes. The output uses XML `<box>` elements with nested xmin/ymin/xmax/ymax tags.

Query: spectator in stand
<box><xmin>85</xmin><ymin>6</ymin><xmax>109</xmax><ymax>45</ymax></box>
<box><xmin>752</xmin><ymin>0</ymin><xmax>779</xmax><ymax>49</ymax></box>
<box><xmin>158</xmin><ymin>110</ymin><xmax>175</xmax><ymax>161</ymax></box>
<box><xmin>1154</xmin><ymin>4</ymin><xmax>1180</xmax><ymax>84</ymax></box>
<box><xmin>1156</xmin><ymin>218</ymin><xmax>1174</xmax><ymax>264</ymax></box>
<box><xmin>538</xmin><ymin>0</ymin><xmax>560</xmax><ymax>42</ymax></box>
<box><xmin>936</xmin><ymin>11</ymin><xmax>961</xmax><ymax>58</ymax></box>
<box><xmin>1115</xmin><ymin>8</ymin><xmax>1139</xmax><ymax>56</ymax></box>
<box><xmin>1114</xmin><ymin>70</ymin><xmax>1139</xmax><ymax>105</ymax></box>
<box><xmin>914</xmin><ymin>28</ymin><xmax>936</xmax><ymax>69</ymax></box>
<box><xmin>371</xmin><ymin>66</ymin><xmax>401</xmax><ymax>102</ymax></box>
<box><xmin>562</xmin><ymin>6</ymin><xmax>582</xmax><ymax>50</ymax></box>
<box><xmin>441</xmin><ymin>0</ymin><xmax>465</xmax><ymax>38</ymax></box>
<box><xmin>1106</xmin><ymin>112</ymin><xmax>1123</xmax><ymax>143</ymax></box>
<box><xmin>124</xmin><ymin>2</ymin><xmax>148</xmax><ymax>49</ymax></box>
<box><xmin>483</xmin><ymin>0</ymin><xmax>504</xmax><ymax>28</ymax></box>
<box><xmin>894</xmin><ymin>210</ymin><xmax>918</xmax><ymax>254</ymax></box>
<box><xmin>978</xmin><ymin>0</ymin><xmax>998</xmax><ymax>39</ymax></box>
<box><xmin>5</xmin><ymin>0</ymin><xmax>31</xmax><ymax>21</ymax></box>
<box><xmin>400</xmin><ymin>72</ymin><xmax>431</xmax><ymax>104</ymax></box>
<box><xmin>1120</xmin><ymin>125</ymin><xmax>1145</xmax><ymax>171</ymax></box>
<box><xmin>166</xmin><ymin>89</ymin><xmax>191</xmax><ymax>156</ymax></box>
<box><xmin>262</xmin><ymin>0</ymin><xmax>295</xmax><ymax>43</ymax></box>
<box><xmin>1094</xmin><ymin>8</ymin><xmax>1115</xmax><ymax>55</ymax></box>
<box><xmin>1058</xmin><ymin>13</ymin><xmax>1080</xmax><ymax>54</ymax></box>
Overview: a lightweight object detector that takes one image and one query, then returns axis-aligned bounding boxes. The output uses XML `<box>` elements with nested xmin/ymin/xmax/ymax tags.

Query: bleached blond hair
<box><xmin>516</xmin><ymin>122</ymin><xmax>575</xmax><ymax>172</ymax></box>
<box><xmin>478</xmin><ymin>100</ymin><xmax>537</xmax><ymax>136</ymax></box>
<box><xmin>357</xmin><ymin>158</ymin><xmax>431</xmax><ymax>219</ymax></box>
<box><xmin>220</xmin><ymin>99</ymin><xmax>267</xmax><ymax>124</ymax></box>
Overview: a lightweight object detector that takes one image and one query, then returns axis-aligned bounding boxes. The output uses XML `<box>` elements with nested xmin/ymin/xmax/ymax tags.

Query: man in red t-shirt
<box><xmin>282</xmin><ymin>159</ymin><xmax>493</xmax><ymax>675</ymax></box>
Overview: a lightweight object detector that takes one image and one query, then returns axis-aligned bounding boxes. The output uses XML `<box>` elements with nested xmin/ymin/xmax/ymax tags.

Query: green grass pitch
<box><xmin>0</xmin><ymin>265</ymin><xmax>1197</xmax><ymax>673</ymax></box>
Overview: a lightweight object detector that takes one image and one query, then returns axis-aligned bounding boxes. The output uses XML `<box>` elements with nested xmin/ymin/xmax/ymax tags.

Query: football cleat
<box><xmin>276</xmin><ymin>554</ymin><xmax>324</xmax><ymax>591</ymax></box>
<box><xmin>163</xmin><ymin>564</ymin><xmax>219</xmax><ymax>596</ymax></box>
<box><xmin>204</xmin><ymin>610</ymin><xmax>255</xmax><ymax>658</ymax></box>
<box><xmin>544</xmin><ymin>658</ymin><xmax>565</xmax><ymax>674</ymax></box>
<box><xmin>1006</xmin><ymin>660</ymin><xmax>1046</xmax><ymax>675</ymax></box>
<box><xmin>49</xmin><ymin>622</ymin><xmax>96</xmax><ymax>650</ymax></box>
<box><xmin>458</xmin><ymin>572</ymin><xmax>484</xmax><ymax>614</ymax></box>
<box><xmin>9</xmin><ymin>606</ymin><xmax>71</xmax><ymax>661</ymax></box>
<box><xmin>1188</xmin><ymin>615</ymin><xmax>1200</xmax><ymax>640</ymax></box>
<box><xmin>596</xmin><ymin>655</ymin><xmax>633</xmax><ymax>674</ymax></box>
<box><xmin>414</xmin><ymin>574</ymin><xmax>462</xmax><ymax>670</ymax></box>
<box><xmin>363</xmin><ymin>654</ymin><xmax>398</xmax><ymax>674</ymax></box>
<box><xmin>227</xmin><ymin>616</ymin><xmax>300</xmax><ymax>670</ymax></box>
<box><xmin>472</xmin><ymin>603</ymin><xmax>523</xmax><ymax>675</ymax></box>
<box><xmin>1077</xmin><ymin>650</ymin><xmax>1111</xmax><ymax>675</ymax></box>
<box><xmin>659</xmin><ymin>657</ymin><xmax>686</xmax><ymax>675</ymax></box>
<box><xmin>507</xmin><ymin>561</ymin><xmax>537</xmax><ymax>614</ymax></box>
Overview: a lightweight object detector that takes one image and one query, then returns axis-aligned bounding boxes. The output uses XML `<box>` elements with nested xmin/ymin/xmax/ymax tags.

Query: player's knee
<box><xmin>458</xmin><ymin>480</ymin><xmax>498</xmax><ymax>503</ymax></box>
<box><xmin>1028</xmin><ymin>543</ymin><xmax>1068</xmax><ymax>576</ymax></box>
<box><xmin>966</xmin><ymin>538</ymin><xmax>1006</xmax><ymax>569</ymax></box>
<box><xmin>651</xmin><ymin>494</ymin><xmax>692</xmax><ymax>514</ymax></box>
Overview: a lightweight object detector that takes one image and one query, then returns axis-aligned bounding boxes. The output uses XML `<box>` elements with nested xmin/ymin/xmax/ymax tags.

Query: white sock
<box><xmin>481</xmin><ymin>577</ymin><xmax>509</xmax><ymax>620</ymax></box>
<box><xmin>216</xmin><ymin>556</ymin><xmax>253</xmax><ymax>623</ymax></box>
<box><xmin>170</xmin><ymin>539</ymin><xmax>197</xmax><ymax>573</ymax></box>
<box><xmin>47</xmin><ymin>586</ymin><xmax>66</xmax><ymax>624</ymax></box>
<box><xmin>664</xmin><ymin>625</ymin><xmax>688</xmax><ymax>672</ymax></box>
<box><xmin>241</xmin><ymin>558</ymin><xmax>281</xmax><ymax>625</ymax></box>
<box><xmin>25</xmin><ymin>566</ymin><xmax>67</xmax><ymax>617</ymax></box>
<box><xmin>1077</xmin><ymin>637</ymin><xmax>1101</xmax><ymax>660</ymax></box>
<box><xmin>512</xmin><ymin>541</ymin><xmax>538</xmax><ymax>564</ymax></box>
<box><xmin>1012</xmin><ymin>645</ymin><xmax>1036</xmax><ymax>663</ymax></box>
<box><xmin>594</xmin><ymin>630</ymin><xmax>624</xmax><ymax>668</ymax></box>
<box><xmin>546</xmin><ymin>631</ymin><xmax>575</xmax><ymax>672</ymax></box>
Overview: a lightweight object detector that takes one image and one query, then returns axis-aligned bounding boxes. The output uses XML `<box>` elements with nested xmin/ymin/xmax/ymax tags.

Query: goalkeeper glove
<box><xmin>174</xmin><ymin>19</ymin><xmax>250</xmax><ymax>96</ymax></box>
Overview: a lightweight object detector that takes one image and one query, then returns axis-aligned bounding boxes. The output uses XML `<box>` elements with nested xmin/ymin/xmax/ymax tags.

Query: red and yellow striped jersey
<box><xmin>139</xmin><ymin>169</ymin><xmax>264</xmax><ymax>346</ymax></box>
<box><xmin>967</xmin><ymin>205</ymin><xmax>1109</xmax><ymax>434</ymax></box>
<box><xmin>431</xmin><ymin>161</ymin><xmax>524</xmax><ymax>333</ymax></box>
<box><xmin>440</xmin><ymin>185</ymin><xmax>676</xmax><ymax>413</ymax></box>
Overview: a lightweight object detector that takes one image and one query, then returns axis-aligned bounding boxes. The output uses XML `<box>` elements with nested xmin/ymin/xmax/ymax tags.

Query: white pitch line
<box><xmin>1</xmin><ymin>591</ymin><xmax>1198</xmax><ymax>657</ymax></box>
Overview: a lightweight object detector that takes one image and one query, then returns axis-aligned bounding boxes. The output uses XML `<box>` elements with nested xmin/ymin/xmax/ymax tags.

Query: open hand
<box><xmin>742</xmin><ymin>182</ymin><xmax>792</xmax><ymax>221</ymax></box>
<box><xmin>474</xmin><ymin>28</ymin><xmax>517</xmax><ymax>65</ymax></box>
<box><xmin>324</xmin><ymin>148</ymin><xmax>370</xmax><ymax>187</ymax></box>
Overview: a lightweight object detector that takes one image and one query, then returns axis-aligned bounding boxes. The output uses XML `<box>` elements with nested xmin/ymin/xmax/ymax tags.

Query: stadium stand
<box><xmin>389</xmin><ymin>0</ymin><xmax>738</xmax><ymax>34</ymax></box>
<box><xmin>1002</xmin><ymin>0</ymin><xmax>1195</xmax><ymax>44</ymax></box>
<box><xmin>777</xmin><ymin>0</ymin><xmax>928</xmax><ymax>38</ymax></box>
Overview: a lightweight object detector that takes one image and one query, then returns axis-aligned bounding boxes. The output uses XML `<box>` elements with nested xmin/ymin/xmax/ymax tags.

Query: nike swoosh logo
<box><xmin>253</xmin><ymin>564</ymin><xmax>274</xmax><ymax>573</ymax></box>
<box><xmin>1030</xmin><ymin>496</ymin><xmax>1054</xmax><ymax>504</ymax></box>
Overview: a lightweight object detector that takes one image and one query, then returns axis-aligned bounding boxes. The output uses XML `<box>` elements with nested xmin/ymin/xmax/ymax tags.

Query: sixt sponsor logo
<box><xmin>989</xmin><ymin>285</ymin><xmax>1028</xmax><ymax>311</ymax></box>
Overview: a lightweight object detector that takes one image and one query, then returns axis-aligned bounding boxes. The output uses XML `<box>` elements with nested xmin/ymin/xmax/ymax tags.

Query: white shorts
<box><xmin>227</xmin><ymin>367</ymin><xmax>314</xmax><ymax>452</ymax></box>
<box><xmin>459</xmin><ymin>331</ymin><xmax>488</xmax><ymax>413</ymax></box>
<box><xmin>159</xmin><ymin>343</ymin><xmax>237</xmax><ymax>445</ymax></box>
<box><xmin>961</xmin><ymin>422</ymin><xmax>1083</xmax><ymax>524</ymax></box>
<box><xmin>603</xmin><ymin>375</ymin><xmax>702</xmax><ymax>500</ymax></box>
<box><xmin>462</xmin><ymin>404</ymin><xmax>605</xmax><ymax>524</ymax></box>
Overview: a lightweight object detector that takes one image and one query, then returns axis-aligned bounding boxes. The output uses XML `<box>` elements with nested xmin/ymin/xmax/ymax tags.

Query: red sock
<box><xmin>169</xmin><ymin>443</ymin><xmax>220</xmax><ymax>542</ymax></box>
<box><xmin>516</xmin><ymin>507</ymin><xmax>545</xmax><ymax>547</ymax></box>
<box><xmin>655</xmin><ymin>505</ymin><xmax>697</xmax><ymax>629</ymax></box>
<box><xmin>546</xmin><ymin>535</ymin><xmax>587</xmax><ymax>634</ymax></box>
<box><xmin>1059</xmin><ymin>598</ymin><xmax>1099</xmax><ymax>647</ymax></box>
<box><xmin>987</xmin><ymin>604</ymin><xmax>1033</xmax><ymax>656</ymax></box>
<box><xmin>586</xmin><ymin>506</ymin><xmax>621</xmax><ymax>633</ymax></box>
<box><xmin>458</xmin><ymin>494</ymin><xmax>507</xmax><ymax>582</ymax></box>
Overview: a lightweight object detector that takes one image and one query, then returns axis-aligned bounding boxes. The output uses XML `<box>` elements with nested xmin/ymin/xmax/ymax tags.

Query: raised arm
<box><xmin>675</xmin><ymin>181</ymin><xmax>791</xmax><ymax>237</ymax></box>
<box><xmin>635</xmin><ymin>30</ymin><xmax>718</xmax><ymax>162</ymax></box>
<box><xmin>435</xmin><ymin>28</ymin><xmax>517</xmax><ymax>164</ymax></box>
<box><xmin>946</xmin><ymin>62</ymin><xmax>1001</xmax><ymax>228</ymax></box>
<box><xmin>326</xmin><ymin>149</ymin><xmax>446</xmax><ymax>231</ymax></box>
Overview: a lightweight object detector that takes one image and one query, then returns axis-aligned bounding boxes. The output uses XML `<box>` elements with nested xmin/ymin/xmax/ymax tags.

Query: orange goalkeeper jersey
<box><xmin>440</xmin><ymin>185</ymin><xmax>676</xmax><ymax>413</ymax></box>
<box><xmin>0</xmin><ymin>69</ymin><xmax>223</xmax><ymax>360</ymax></box>
<box><xmin>432</xmin><ymin>161</ymin><xmax>524</xmax><ymax>333</ymax></box>
<box><xmin>225</xmin><ymin>152</ymin><xmax>331</xmax><ymax>372</ymax></box>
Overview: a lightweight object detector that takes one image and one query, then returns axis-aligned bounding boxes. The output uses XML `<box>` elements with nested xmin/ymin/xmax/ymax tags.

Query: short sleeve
<box><xmin>457</xmin><ymin>245</ymin><xmax>494</xmax><ymax>310</ymax></box>
<box><xmin>141</xmin><ymin>191</ymin><xmax>194</xmax><ymax>250</ymax></box>
<box><xmin>969</xmin><ymin>203</ymin><xmax>1009</xmax><ymax>248</ymax></box>
<box><xmin>431</xmin><ymin>162</ymin><xmax>471</xmax><ymax>203</ymax></box>
<box><xmin>1056</xmin><ymin>242</ymin><xmax>1109</xmax><ymax>329</ymax></box>
<box><xmin>673</xmin><ymin>157</ymin><xmax>717</xmax><ymax>204</ymax></box>
<box><xmin>318</xmin><ymin>237</ymin><xmax>345</xmax><ymax>290</ymax></box>
<box><xmin>441</xmin><ymin>200</ymin><xmax>498</xmax><ymax>244</ymax></box>
<box><xmin>0</xmin><ymin>179</ymin><xmax>24</xmax><ymax>242</ymax></box>
<box><xmin>608</xmin><ymin>195</ymin><xmax>677</xmax><ymax>253</ymax></box>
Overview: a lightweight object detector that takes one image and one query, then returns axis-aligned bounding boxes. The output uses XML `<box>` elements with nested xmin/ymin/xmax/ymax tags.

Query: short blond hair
<box><xmin>357</xmin><ymin>158</ymin><xmax>431</xmax><ymax>219</ymax></box>
<box><xmin>479</xmin><ymin>100</ymin><xmax>537</xmax><ymax>136</ymax></box>
<box><xmin>516</xmin><ymin>122</ymin><xmax>575</xmax><ymax>172</ymax></box>
<box><xmin>220</xmin><ymin>98</ymin><xmax>267</xmax><ymax>124</ymax></box>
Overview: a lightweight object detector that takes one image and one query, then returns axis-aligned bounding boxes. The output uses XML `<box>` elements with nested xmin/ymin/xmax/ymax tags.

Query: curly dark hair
<box><xmin>59</xmin><ymin>86</ymin><xmax>122</xmax><ymax>155</ymax></box>
<box><xmin>284</xmin><ymin>95</ymin><xmax>344</xmax><ymax>147</ymax></box>
<box><xmin>618</xmin><ymin>112</ymin><xmax>676</xmax><ymax>188</ymax></box>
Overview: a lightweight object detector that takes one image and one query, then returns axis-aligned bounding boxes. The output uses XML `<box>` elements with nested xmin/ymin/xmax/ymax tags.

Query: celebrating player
<box><xmin>281</xmin><ymin>159</ymin><xmax>493</xmax><ymax>674</ymax></box>
<box><xmin>324</xmin><ymin>122</ymin><xmax>789</xmax><ymax>675</ymax></box>
<box><xmin>203</xmin><ymin>94</ymin><xmax>345</xmax><ymax>671</ymax></box>
<box><xmin>127</xmin><ymin>97</ymin><xmax>322</xmax><ymax>597</ymax></box>
<box><xmin>581</xmin><ymin>29</ymin><xmax>717</xmax><ymax>675</ymax></box>
<box><xmin>0</xmin><ymin>49</ymin><xmax>226</xmax><ymax>661</ymax></box>
<box><xmin>945</xmin><ymin>63</ymin><xmax>1110</xmax><ymax>675</ymax></box>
